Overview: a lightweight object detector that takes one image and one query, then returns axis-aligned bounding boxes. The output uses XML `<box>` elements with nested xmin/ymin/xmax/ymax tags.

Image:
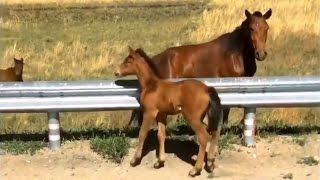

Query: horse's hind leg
<box><xmin>128</xmin><ymin>109</ymin><xmax>143</xmax><ymax>128</ymax></box>
<box><xmin>187</xmin><ymin>115</ymin><xmax>209</xmax><ymax>177</ymax></box>
<box><xmin>154</xmin><ymin>113</ymin><xmax>167</xmax><ymax>169</ymax></box>
<box><xmin>130</xmin><ymin>110</ymin><xmax>157</xmax><ymax>167</ymax></box>
<box><xmin>205</xmin><ymin>126</ymin><xmax>221</xmax><ymax>173</ymax></box>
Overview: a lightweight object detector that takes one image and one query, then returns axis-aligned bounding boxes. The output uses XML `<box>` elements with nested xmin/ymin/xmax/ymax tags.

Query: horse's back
<box><xmin>152</xmin><ymin>41</ymin><xmax>224</xmax><ymax>78</ymax></box>
<box><xmin>181</xmin><ymin>79</ymin><xmax>208</xmax><ymax>93</ymax></box>
<box><xmin>0</xmin><ymin>69</ymin><xmax>15</xmax><ymax>82</ymax></box>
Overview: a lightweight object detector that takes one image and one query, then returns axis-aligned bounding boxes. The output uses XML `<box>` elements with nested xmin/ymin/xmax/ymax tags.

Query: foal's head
<box><xmin>13</xmin><ymin>57</ymin><xmax>24</xmax><ymax>76</ymax></box>
<box><xmin>115</xmin><ymin>47</ymin><xmax>149</xmax><ymax>77</ymax></box>
<box><xmin>244</xmin><ymin>8</ymin><xmax>272</xmax><ymax>61</ymax></box>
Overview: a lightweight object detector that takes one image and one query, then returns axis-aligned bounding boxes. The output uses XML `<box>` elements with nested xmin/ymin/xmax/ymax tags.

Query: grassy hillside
<box><xmin>0</xmin><ymin>0</ymin><xmax>319</xmax><ymax>133</ymax></box>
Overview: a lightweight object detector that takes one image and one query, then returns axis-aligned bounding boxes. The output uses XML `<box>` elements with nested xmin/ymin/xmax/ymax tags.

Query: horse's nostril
<box><xmin>264</xmin><ymin>51</ymin><xmax>268</xmax><ymax>56</ymax></box>
<box><xmin>114</xmin><ymin>72</ymin><xmax>120</xmax><ymax>76</ymax></box>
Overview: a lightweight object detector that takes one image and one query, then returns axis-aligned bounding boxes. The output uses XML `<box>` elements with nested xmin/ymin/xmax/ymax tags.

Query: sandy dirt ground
<box><xmin>1</xmin><ymin>135</ymin><xmax>320</xmax><ymax>180</ymax></box>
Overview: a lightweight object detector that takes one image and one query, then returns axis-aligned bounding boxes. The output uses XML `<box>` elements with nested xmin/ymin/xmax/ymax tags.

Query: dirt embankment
<box><xmin>1</xmin><ymin>135</ymin><xmax>320</xmax><ymax>180</ymax></box>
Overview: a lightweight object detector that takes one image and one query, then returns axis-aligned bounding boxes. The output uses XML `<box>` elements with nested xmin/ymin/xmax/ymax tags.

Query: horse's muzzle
<box><xmin>114</xmin><ymin>71</ymin><xmax>121</xmax><ymax>77</ymax></box>
<box><xmin>255</xmin><ymin>51</ymin><xmax>267</xmax><ymax>61</ymax></box>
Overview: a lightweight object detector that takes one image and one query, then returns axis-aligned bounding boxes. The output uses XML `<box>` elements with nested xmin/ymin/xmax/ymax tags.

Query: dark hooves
<box><xmin>153</xmin><ymin>161</ymin><xmax>165</xmax><ymax>169</ymax></box>
<box><xmin>204</xmin><ymin>159</ymin><xmax>216</xmax><ymax>173</ymax></box>
<box><xmin>130</xmin><ymin>158</ymin><xmax>141</xmax><ymax>167</ymax></box>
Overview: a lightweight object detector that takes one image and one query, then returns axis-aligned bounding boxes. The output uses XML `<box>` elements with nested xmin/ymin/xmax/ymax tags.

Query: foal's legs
<box><xmin>154</xmin><ymin>113</ymin><xmax>167</xmax><ymax>169</ymax></box>
<box><xmin>130</xmin><ymin>110</ymin><xmax>157</xmax><ymax>166</ymax></box>
<box><xmin>185</xmin><ymin>113</ymin><xmax>209</xmax><ymax>177</ymax></box>
<box><xmin>206</xmin><ymin>126</ymin><xmax>221</xmax><ymax>172</ymax></box>
<box><xmin>128</xmin><ymin>109</ymin><xmax>143</xmax><ymax>128</ymax></box>
<box><xmin>206</xmin><ymin>110</ymin><xmax>222</xmax><ymax>172</ymax></box>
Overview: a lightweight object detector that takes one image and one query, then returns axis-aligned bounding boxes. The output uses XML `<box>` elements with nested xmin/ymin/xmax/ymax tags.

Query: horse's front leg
<box><xmin>130</xmin><ymin>110</ymin><xmax>157</xmax><ymax>167</ymax></box>
<box><xmin>154</xmin><ymin>113</ymin><xmax>167</xmax><ymax>169</ymax></box>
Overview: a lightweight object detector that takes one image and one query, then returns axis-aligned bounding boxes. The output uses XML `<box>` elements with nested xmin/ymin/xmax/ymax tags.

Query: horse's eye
<box><xmin>125</xmin><ymin>61</ymin><xmax>132</xmax><ymax>66</ymax></box>
<box><xmin>249</xmin><ymin>27</ymin><xmax>254</xmax><ymax>32</ymax></box>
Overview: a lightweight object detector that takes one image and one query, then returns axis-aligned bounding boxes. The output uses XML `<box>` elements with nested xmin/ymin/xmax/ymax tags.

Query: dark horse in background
<box><xmin>0</xmin><ymin>57</ymin><xmax>24</xmax><ymax>82</ymax></box>
<box><xmin>125</xmin><ymin>9</ymin><xmax>272</xmax><ymax>127</ymax></box>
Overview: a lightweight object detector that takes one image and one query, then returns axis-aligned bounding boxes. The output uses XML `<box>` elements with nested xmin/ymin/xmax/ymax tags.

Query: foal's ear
<box><xmin>263</xmin><ymin>8</ymin><xmax>272</xmax><ymax>19</ymax></box>
<box><xmin>128</xmin><ymin>46</ymin><xmax>134</xmax><ymax>53</ymax></box>
<box><xmin>245</xmin><ymin>9</ymin><xmax>251</xmax><ymax>19</ymax></box>
<box><xmin>128</xmin><ymin>46</ymin><xmax>138</xmax><ymax>59</ymax></box>
<box><xmin>128</xmin><ymin>46</ymin><xmax>136</xmax><ymax>56</ymax></box>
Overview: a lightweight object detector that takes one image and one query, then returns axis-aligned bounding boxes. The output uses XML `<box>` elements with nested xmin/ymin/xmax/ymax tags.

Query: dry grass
<box><xmin>1</xmin><ymin>0</ymin><xmax>180</xmax><ymax>5</ymax></box>
<box><xmin>0</xmin><ymin>0</ymin><xmax>200</xmax><ymax>9</ymax></box>
<box><xmin>192</xmin><ymin>0</ymin><xmax>320</xmax><ymax>41</ymax></box>
<box><xmin>0</xmin><ymin>0</ymin><xmax>319</xmax><ymax>133</ymax></box>
<box><xmin>2</xmin><ymin>40</ymin><xmax>124</xmax><ymax>80</ymax></box>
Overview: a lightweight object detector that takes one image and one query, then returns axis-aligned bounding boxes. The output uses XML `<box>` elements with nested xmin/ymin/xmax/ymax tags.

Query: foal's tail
<box><xmin>207</xmin><ymin>87</ymin><xmax>223</xmax><ymax>132</ymax></box>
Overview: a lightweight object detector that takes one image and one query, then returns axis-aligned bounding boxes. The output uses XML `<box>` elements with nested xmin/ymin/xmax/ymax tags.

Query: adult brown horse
<box><xmin>0</xmin><ymin>58</ymin><xmax>24</xmax><ymax>82</ymax></box>
<box><xmin>115</xmin><ymin>47</ymin><xmax>222</xmax><ymax>177</ymax></box>
<box><xmin>128</xmin><ymin>8</ymin><xmax>272</xmax><ymax>127</ymax></box>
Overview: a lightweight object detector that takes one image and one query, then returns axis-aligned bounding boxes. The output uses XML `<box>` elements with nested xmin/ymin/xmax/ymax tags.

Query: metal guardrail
<box><xmin>0</xmin><ymin>76</ymin><xmax>320</xmax><ymax>112</ymax></box>
<box><xmin>0</xmin><ymin>76</ymin><xmax>320</xmax><ymax>149</ymax></box>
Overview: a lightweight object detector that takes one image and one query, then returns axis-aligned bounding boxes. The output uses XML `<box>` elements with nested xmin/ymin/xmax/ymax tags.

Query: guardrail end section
<box><xmin>48</xmin><ymin>112</ymin><xmax>61</xmax><ymax>150</ymax></box>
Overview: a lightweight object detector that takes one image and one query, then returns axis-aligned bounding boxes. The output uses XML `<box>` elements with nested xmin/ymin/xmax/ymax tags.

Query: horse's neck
<box><xmin>232</xmin><ymin>27</ymin><xmax>257</xmax><ymax>76</ymax></box>
<box><xmin>136</xmin><ymin>61</ymin><xmax>159</xmax><ymax>90</ymax></box>
<box><xmin>15</xmin><ymin>74</ymin><xmax>23</xmax><ymax>81</ymax></box>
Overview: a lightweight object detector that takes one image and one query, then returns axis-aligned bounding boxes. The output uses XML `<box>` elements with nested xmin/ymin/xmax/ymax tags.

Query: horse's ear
<box><xmin>128</xmin><ymin>46</ymin><xmax>138</xmax><ymax>59</ymax></box>
<box><xmin>128</xmin><ymin>46</ymin><xmax>135</xmax><ymax>56</ymax></box>
<box><xmin>245</xmin><ymin>9</ymin><xmax>251</xmax><ymax>19</ymax></box>
<box><xmin>263</xmin><ymin>8</ymin><xmax>272</xmax><ymax>19</ymax></box>
<box><xmin>128</xmin><ymin>46</ymin><xmax>134</xmax><ymax>53</ymax></box>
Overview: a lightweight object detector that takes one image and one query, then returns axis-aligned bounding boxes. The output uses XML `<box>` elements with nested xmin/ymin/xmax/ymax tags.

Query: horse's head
<box><xmin>13</xmin><ymin>57</ymin><xmax>24</xmax><ymax>76</ymax></box>
<box><xmin>115</xmin><ymin>46</ymin><xmax>140</xmax><ymax>77</ymax></box>
<box><xmin>245</xmin><ymin>8</ymin><xmax>272</xmax><ymax>61</ymax></box>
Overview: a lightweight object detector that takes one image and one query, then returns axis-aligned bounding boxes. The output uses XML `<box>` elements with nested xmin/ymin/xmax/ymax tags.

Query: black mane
<box><xmin>228</xmin><ymin>18</ymin><xmax>256</xmax><ymax>77</ymax></box>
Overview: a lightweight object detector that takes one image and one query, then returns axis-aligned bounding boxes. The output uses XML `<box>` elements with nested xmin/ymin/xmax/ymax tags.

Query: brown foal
<box><xmin>115</xmin><ymin>47</ymin><xmax>222</xmax><ymax>177</ymax></box>
<box><xmin>0</xmin><ymin>58</ymin><xmax>24</xmax><ymax>82</ymax></box>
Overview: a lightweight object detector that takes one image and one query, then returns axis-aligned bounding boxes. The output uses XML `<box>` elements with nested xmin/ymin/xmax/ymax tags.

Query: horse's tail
<box><xmin>207</xmin><ymin>87</ymin><xmax>223</xmax><ymax>132</ymax></box>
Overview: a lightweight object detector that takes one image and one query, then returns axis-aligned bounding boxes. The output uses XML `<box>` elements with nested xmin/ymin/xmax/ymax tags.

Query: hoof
<box><xmin>130</xmin><ymin>158</ymin><xmax>141</xmax><ymax>167</ymax></box>
<box><xmin>188</xmin><ymin>168</ymin><xmax>201</xmax><ymax>177</ymax></box>
<box><xmin>153</xmin><ymin>161</ymin><xmax>164</xmax><ymax>169</ymax></box>
<box><xmin>204</xmin><ymin>159</ymin><xmax>216</xmax><ymax>173</ymax></box>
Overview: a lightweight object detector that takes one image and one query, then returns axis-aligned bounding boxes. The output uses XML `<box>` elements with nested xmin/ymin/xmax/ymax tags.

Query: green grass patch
<box><xmin>90</xmin><ymin>133</ymin><xmax>130</xmax><ymax>163</ymax></box>
<box><xmin>0</xmin><ymin>140</ymin><xmax>47</xmax><ymax>155</ymax></box>
<box><xmin>218</xmin><ymin>132</ymin><xmax>240</xmax><ymax>153</ymax></box>
<box><xmin>297</xmin><ymin>156</ymin><xmax>319</xmax><ymax>166</ymax></box>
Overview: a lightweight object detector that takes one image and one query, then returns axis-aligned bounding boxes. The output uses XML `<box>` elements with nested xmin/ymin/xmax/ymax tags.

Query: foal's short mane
<box><xmin>135</xmin><ymin>48</ymin><xmax>159</xmax><ymax>77</ymax></box>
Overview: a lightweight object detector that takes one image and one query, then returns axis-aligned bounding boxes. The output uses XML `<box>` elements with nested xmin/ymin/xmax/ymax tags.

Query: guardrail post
<box><xmin>243</xmin><ymin>107</ymin><xmax>256</xmax><ymax>147</ymax></box>
<box><xmin>48</xmin><ymin>112</ymin><xmax>60</xmax><ymax>150</ymax></box>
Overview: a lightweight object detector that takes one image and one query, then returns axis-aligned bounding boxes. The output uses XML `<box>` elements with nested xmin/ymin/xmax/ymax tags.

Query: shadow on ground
<box><xmin>1</xmin><ymin>124</ymin><xmax>319</xmax><ymax>142</ymax></box>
